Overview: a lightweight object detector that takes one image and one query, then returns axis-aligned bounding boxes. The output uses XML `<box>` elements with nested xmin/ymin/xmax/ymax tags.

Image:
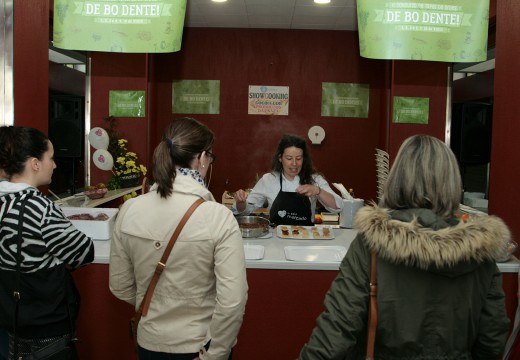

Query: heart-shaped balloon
<box><xmin>92</xmin><ymin>149</ymin><xmax>114</xmax><ymax>171</ymax></box>
<box><xmin>88</xmin><ymin>127</ymin><xmax>109</xmax><ymax>150</ymax></box>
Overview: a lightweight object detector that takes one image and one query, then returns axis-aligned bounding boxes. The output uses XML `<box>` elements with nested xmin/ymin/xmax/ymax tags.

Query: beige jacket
<box><xmin>109</xmin><ymin>175</ymin><xmax>248</xmax><ymax>360</ymax></box>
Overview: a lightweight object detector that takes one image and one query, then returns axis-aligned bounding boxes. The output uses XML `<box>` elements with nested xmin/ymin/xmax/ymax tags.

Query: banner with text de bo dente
<box><xmin>53</xmin><ymin>0</ymin><xmax>186</xmax><ymax>53</ymax></box>
<box><xmin>357</xmin><ymin>0</ymin><xmax>489</xmax><ymax>62</ymax></box>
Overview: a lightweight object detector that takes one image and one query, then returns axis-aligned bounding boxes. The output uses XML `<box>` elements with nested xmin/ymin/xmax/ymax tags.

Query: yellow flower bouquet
<box><xmin>105</xmin><ymin>116</ymin><xmax>147</xmax><ymax>189</ymax></box>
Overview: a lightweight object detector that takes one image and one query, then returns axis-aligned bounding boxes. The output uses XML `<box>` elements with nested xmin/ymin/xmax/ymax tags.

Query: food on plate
<box><xmin>67</xmin><ymin>212</ymin><xmax>110</xmax><ymax>221</ymax></box>
<box><xmin>84</xmin><ymin>183</ymin><xmax>108</xmax><ymax>199</ymax></box>
<box><xmin>278</xmin><ymin>225</ymin><xmax>334</xmax><ymax>240</ymax></box>
<box><xmin>314</xmin><ymin>214</ymin><xmax>323</xmax><ymax>224</ymax></box>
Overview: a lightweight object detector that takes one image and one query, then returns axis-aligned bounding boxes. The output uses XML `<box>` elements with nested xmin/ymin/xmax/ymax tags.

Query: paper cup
<box><xmin>339</xmin><ymin>199</ymin><xmax>364</xmax><ymax>228</ymax></box>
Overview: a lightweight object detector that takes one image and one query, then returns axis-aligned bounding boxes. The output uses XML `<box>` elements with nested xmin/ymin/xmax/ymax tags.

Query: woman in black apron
<box><xmin>233</xmin><ymin>134</ymin><xmax>343</xmax><ymax>226</ymax></box>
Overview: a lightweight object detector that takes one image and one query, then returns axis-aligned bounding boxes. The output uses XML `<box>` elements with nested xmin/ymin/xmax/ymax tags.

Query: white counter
<box><xmin>92</xmin><ymin>228</ymin><xmax>520</xmax><ymax>273</ymax></box>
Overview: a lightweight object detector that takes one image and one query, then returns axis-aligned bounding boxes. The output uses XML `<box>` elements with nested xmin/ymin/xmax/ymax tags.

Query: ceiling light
<box><xmin>314</xmin><ymin>0</ymin><xmax>331</xmax><ymax>3</ymax></box>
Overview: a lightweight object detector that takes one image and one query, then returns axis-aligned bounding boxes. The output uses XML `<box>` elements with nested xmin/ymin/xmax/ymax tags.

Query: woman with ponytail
<box><xmin>109</xmin><ymin>117</ymin><xmax>248</xmax><ymax>360</ymax></box>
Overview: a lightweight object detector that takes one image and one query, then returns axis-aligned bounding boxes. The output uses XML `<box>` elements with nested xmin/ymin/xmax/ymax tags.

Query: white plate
<box><xmin>284</xmin><ymin>246</ymin><xmax>346</xmax><ymax>262</ymax></box>
<box><xmin>276</xmin><ymin>225</ymin><xmax>335</xmax><ymax>240</ymax></box>
<box><xmin>244</xmin><ymin>245</ymin><xmax>265</xmax><ymax>260</ymax></box>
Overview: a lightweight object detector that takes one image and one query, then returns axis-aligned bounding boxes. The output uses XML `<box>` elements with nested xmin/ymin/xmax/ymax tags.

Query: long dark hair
<box><xmin>270</xmin><ymin>134</ymin><xmax>315</xmax><ymax>185</ymax></box>
<box><xmin>153</xmin><ymin>117</ymin><xmax>214</xmax><ymax>198</ymax></box>
<box><xmin>0</xmin><ymin>126</ymin><xmax>49</xmax><ymax>177</ymax></box>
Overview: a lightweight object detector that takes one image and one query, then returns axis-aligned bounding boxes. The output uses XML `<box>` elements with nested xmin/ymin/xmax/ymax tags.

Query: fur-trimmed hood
<box><xmin>353</xmin><ymin>205</ymin><xmax>511</xmax><ymax>275</ymax></box>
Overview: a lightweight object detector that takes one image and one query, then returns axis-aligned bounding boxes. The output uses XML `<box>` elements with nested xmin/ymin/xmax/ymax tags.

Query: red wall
<box><xmin>89</xmin><ymin>52</ymin><xmax>150</xmax><ymax>186</ymax></box>
<box><xmin>13</xmin><ymin>0</ymin><xmax>49</xmax><ymax>131</ymax></box>
<box><xmin>387</xmin><ymin>61</ymin><xmax>450</xmax><ymax>159</ymax></box>
<box><xmin>489</xmin><ymin>0</ymin><xmax>520</xmax><ymax>239</ymax></box>
<box><xmin>148</xmin><ymin>28</ymin><xmax>388</xmax><ymax>202</ymax></box>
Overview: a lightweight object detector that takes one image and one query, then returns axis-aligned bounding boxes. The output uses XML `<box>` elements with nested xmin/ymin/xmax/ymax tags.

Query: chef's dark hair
<box><xmin>0</xmin><ymin>126</ymin><xmax>49</xmax><ymax>177</ymax></box>
<box><xmin>271</xmin><ymin>134</ymin><xmax>315</xmax><ymax>185</ymax></box>
<box><xmin>154</xmin><ymin>117</ymin><xmax>214</xmax><ymax>198</ymax></box>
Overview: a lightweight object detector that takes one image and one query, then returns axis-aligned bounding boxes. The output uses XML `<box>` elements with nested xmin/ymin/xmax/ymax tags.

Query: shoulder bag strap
<box><xmin>138</xmin><ymin>197</ymin><xmax>205</xmax><ymax>317</ymax></box>
<box><xmin>13</xmin><ymin>194</ymin><xmax>31</xmax><ymax>359</ymax></box>
<box><xmin>366</xmin><ymin>250</ymin><xmax>378</xmax><ymax>360</ymax></box>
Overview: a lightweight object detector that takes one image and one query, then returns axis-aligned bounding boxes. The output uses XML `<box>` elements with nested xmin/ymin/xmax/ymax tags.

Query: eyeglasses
<box><xmin>206</xmin><ymin>150</ymin><xmax>217</xmax><ymax>164</ymax></box>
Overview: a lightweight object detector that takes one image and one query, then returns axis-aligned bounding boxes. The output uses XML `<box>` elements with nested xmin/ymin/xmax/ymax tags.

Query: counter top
<box><xmin>92</xmin><ymin>228</ymin><xmax>520</xmax><ymax>273</ymax></box>
<box><xmin>55</xmin><ymin>186</ymin><xmax>142</xmax><ymax>208</ymax></box>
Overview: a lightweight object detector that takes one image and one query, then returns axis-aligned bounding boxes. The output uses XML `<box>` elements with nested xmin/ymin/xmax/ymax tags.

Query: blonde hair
<box><xmin>380</xmin><ymin>135</ymin><xmax>462</xmax><ymax>219</ymax></box>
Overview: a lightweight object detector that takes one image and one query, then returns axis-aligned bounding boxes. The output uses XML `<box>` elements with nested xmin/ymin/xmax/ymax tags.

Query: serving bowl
<box><xmin>236</xmin><ymin>215</ymin><xmax>270</xmax><ymax>238</ymax></box>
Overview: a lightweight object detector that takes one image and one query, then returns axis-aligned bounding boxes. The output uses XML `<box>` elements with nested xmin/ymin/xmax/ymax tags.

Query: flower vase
<box><xmin>119</xmin><ymin>174</ymin><xmax>140</xmax><ymax>188</ymax></box>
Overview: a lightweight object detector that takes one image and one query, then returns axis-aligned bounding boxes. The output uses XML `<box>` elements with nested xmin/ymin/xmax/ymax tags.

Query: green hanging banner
<box><xmin>357</xmin><ymin>0</ymin><xmax>489</xmax><ymax>62</ymax></box>
<box><xmin>53</xmin><ymin>0</ymin><xmax>186</xmax><ymax>53</ymax></box>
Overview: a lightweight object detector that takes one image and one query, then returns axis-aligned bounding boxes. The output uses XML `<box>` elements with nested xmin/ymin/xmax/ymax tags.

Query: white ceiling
<box><xmin>185</xmin><ymin>0</ymin><xmax>358</xmax><ymax>31</ymax></box>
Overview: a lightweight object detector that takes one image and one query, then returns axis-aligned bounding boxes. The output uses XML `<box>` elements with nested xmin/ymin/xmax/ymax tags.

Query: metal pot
<box><xmin>236</xmin><ymin>216</ymin><xmax>270</xmax><ymax>238</ymax></box>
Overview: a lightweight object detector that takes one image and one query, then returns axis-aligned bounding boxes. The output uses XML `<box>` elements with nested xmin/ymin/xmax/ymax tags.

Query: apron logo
<box><xmin>278</xmin><ymin>210</ymin><xmax>287</xmax><ymax>218</ymax></box>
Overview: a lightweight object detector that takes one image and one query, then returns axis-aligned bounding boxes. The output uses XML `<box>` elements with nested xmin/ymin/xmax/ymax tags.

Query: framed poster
<box><xmin>392</xmin><ymin>96</ymin><xmax>429</xmax><ymax>124</ymax></box>
<box><xmin>321</xmin><ymin>83</ymin><xmax>369</xmax><ymax>118</ymax></box>
<box><xmin>172</xmin><ymin>80</ymin><xmax>220</xmax><ymax>114</ymax></box>
<box><xmin>109</xmin><ymin>91</ymin><xmax>145</xmax><ymax>117</ymax></box>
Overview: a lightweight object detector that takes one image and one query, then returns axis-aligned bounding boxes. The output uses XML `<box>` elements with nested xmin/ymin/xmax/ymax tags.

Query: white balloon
<box><xmin>88</xmin><ymin>127</ymin><xmax>109</xmax><ymax>150</ymax></box>
<box><xmin>92</xmin><ymin>149</ymin><xmax>114</xmax><ymax>171</ymax></box>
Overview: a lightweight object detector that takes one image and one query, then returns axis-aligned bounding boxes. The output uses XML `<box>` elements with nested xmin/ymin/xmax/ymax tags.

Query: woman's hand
<box><xmin>296</xmin><ymin>184</ymin><xmax>320</xmax><ymax>197</ymax></box>
<box><xmin>234</xmin><ymin>189</ymin><xmax>249</xmax><ymax>203</ymax></box>
<box><xmin>234</xmin><ymin>189</ymin><xmax>249</xmax><ymax>212</ymax></box>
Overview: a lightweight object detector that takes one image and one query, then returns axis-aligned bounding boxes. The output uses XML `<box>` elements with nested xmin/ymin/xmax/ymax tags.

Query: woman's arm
<box><xmin>109</xmin><ymin>203</ymin><xmax>137</xmax><ymax>306</ymax></box>
<box><xmin>42</xmin><ymin>200</ymin><xmax>94</xmax><ymax>268</ymax></box>
<box><xmin>297</xmin><ymin>175</ymin><xmax>343</xmax><ymax>212</ymax></box>
<box><xmin>472</xmin><ymin>265</ymin><xmax>510</xmax><ymax>359</ymax></box>
<box><xmin>204</xmin><ymin>209</ymin><xmax>248</xmax><ymax>360</ymax></box>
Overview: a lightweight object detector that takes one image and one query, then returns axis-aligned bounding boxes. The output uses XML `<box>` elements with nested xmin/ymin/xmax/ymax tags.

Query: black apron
<box><xmin>269</xmin><ymin>174</ymin><xmax>313</xmax><ymax>226</ymax></box>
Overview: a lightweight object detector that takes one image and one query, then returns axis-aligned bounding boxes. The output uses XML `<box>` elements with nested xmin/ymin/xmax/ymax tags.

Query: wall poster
<box><xmin>172</xmin><ymin>80</ymin><xmax>220</xmax><ymax>114</ymax></box>
<box><xmin>109</xmin><ymin>91</ymin><xmax>145</xmax><ymax>117</ymax></box>
<box><xmin>248</xmin><ymin>85</ymin><xmax>289</xmax><ymax>116</ymax></box>
<box><xmin>321</xmin><ymin>83</ymin><xmax>369</xmax><ymax>118</ymax></box>
<box><xmin>392</xmin><ymin>96</ymin><xmax>429</xmax><ymax>124</ymax></box>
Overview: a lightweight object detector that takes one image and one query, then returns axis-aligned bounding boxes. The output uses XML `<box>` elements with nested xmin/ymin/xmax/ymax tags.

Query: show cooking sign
<box><xmin>248</xmin><ymin>85</ymin><xmax>289</xmax><ymax>116</ymax></box>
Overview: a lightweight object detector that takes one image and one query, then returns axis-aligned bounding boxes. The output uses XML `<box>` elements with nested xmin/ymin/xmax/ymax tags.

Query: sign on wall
<box><xmin>357</xmin><ymin>0</ymin><xmax>489</xmax><ymax>62</ymax></box>
<box><xmin>248</xmin><ymin>86</ymin><xmax>289</xmax><ymax>116</ymax></box>
<box><xmin>392</xmin><ymin>96</ymin><xmax>429</xmax><ymax>124</ymax></box>
<box><xmin>321</xmin><ymin>83</ymin><xmax>370</xmax><ymax>118</ymax></box>
<box><xmin>109</xmin><ymin>91</ymin><xmax>145</xmax><ymax>117</ymax></box>
<box><xmin>53</xmin><ymin>0</ymin><xmax>186</xmax><ymax>53</ymax></box>
<box><xmin>172</xmin><ymin>80</ymin><xmax>220</xmax><ymax>114</ymax></box>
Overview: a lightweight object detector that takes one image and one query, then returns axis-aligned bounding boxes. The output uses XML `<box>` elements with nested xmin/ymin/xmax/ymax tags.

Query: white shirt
<box><xmin>231</xmin><ymin>172</ymin><xmax>343</xmax><ymax>218</ymax></box>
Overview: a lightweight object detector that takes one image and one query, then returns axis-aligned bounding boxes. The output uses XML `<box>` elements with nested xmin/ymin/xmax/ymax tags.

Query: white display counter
<box><xmin>92</xmin><ymin>227</ymin><xmax>520</xmax><ymax>273</ymax></box>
